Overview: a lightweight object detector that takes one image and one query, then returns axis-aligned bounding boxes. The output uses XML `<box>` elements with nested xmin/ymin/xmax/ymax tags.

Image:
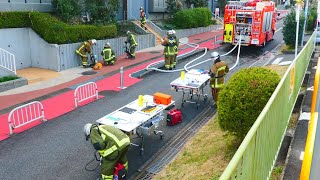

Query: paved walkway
<box><xmin>0</xmin><ymin>29</ymin><xmax>223</xmax><ymax>111</ymax></box>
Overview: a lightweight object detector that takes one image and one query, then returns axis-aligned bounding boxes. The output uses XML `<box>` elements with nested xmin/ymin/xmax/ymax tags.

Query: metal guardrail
<box><xmin>300</xmin><ymin>57</ymin><xmax>320</xmax><ymax>180</ymax></box>
<box><xmin>220</xmin><ymin>31</ymin><xmax>316</xmax><ymax>179</ymax></box>
<box><xmin>0</xmin><ymin>48</ymin><xmax>16</xmax><ymax>75</ymax></box>
<box><xmin>74</xmin><ymin>82</ymin><xmax>99</xmax><ymax>108</ymax></box>
<box><xmin>8</xmin><ymin>101</ymin><xmax>46</xmax><ymax>135</ymax></box>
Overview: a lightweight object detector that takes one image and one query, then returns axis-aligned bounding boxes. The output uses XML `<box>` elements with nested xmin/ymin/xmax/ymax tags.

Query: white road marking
<box><xmin>300</xmin><ymin>151</ymin><xmax>305</xmax><ymax>161</ymax></box>
<box><xmin>299</xmin><ymin>112</ymin><xmax>311</xmax><ymax>121</ymax></box>
<box><xmin>279</xmin><ymin>61</ymin><xmax>292</xmax><ymax>66</ymax></box>
<box><xmin>275</xmin><ymin>27</ymin><xmax>283</xmax><ymax>33</ymax></box>
<box><xmin>272</xmin><ymin>57</ymin><xmax>284</xmax><ymax>65</ymax></box>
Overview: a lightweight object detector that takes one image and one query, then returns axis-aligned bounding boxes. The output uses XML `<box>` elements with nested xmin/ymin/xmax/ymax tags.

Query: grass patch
<box><xmin>0</xmin><ymin>76</ymin><xmax>18</xmax><ymax>83</ymax></box>
<box><xmin>280</xmin><ymin>44</ymin><xmax>295</xmax><ymax>53</ymax></box>
<box><xmin>270</xmin><ymin>165</ymin><xmax>284</xmax><ymax>180</ymax></box>
<box><xmin>288</xmin><ymin>112</ymin><xmax>299</xmax><ymax>129</ymax></box>
<box><xmin>264</xmin><ymin>65</ymin><xmax>289</xmax><ymax>77</ymax></box>
<box><xmin>153</xmin><ymin>115</ymin><xmax>239</xmax><ymax>180</ymax></box>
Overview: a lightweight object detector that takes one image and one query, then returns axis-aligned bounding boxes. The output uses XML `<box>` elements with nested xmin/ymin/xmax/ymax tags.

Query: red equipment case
<box><xmin>167</xmin><ymin>109</ymin><xmax>182</xmax><ymax>126</ymax></box>
<box><xmin>113</xmin><ymin>163</ymin><xmax>127</xmax><ymax>180</ymax></box>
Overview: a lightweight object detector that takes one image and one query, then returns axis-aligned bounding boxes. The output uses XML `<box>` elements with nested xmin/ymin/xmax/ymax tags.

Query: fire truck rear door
<box><xmin>224</xmin><ymin>24</ymin><xmax>233</xmax><ymax>43</ymax></box>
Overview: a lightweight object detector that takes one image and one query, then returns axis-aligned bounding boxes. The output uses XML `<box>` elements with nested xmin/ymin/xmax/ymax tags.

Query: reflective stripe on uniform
<box><xmin>99</xmin><ymin>145</ymin><xmax>118</xmax><ymax>157</ymax></box>
<box><xmin>101</xmin><ymin>174</ymin><xmax>113</xmax><ymax>180</ymax></box>
<box><xmin>76</xmin><ymin>42</ymin><xmax>89</xmax><ymax>57</ymax></box>
<box><xmin>130</xmin><ymin>34</ymin><xmax>137</xmax><ymax>47</ymax></box>
<box><xmin>124</xmin><ymin>161</ymin><xmax>128</xmax><ymax>171</ymax></box>
<box><xmin>99</xmin><ymin>128</ymin><xmax>130</xmax><ymax>148</ymax></box>
<box><xmin>213</xmin><ymin>66</ymin><xmax>227</xmax><ymax>88</ymax></box>
<box><xmin>102</xmin><ymin>49</ymin><xmax>114</xmax><ymax>61</ymax></box>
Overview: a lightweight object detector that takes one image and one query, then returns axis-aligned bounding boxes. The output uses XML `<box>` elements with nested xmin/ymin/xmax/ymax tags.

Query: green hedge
<box><xmin>0</xmin><ymin>12</ymin><xmax>117</xmax><ymax>44</ymax></box>
<box><xmin>173</xmin><ymin>7</ymin><xmax>212</xmax><ymax>29</ymax></box>
<box><xmin>218</xmin><ymin>68</ymin><xmax>280</xmax><ymax>139</ymax></box>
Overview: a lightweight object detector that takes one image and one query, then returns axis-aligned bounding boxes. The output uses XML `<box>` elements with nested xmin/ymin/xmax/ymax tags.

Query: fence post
<box><xmin>118</xmin><ymin>67</ymin><xmax>127</xmax><ymax>89</ymax></box>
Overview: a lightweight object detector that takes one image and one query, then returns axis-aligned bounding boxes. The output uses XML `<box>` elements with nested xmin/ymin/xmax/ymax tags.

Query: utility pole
<box><xmin>295</xmin><ymin>4</ymin><xmax>300</xmax><ymax>57</ymax></box>
<box><xmin>301</xmin><ymin>0</ymin><xmax>309</xmax><ymax>46</ymax></box>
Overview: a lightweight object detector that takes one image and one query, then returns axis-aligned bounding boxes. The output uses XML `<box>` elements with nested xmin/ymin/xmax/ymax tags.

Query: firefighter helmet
<box><xmin>104</xmin><ymin>42</ymin><xmax>110</xmax><ymax>48</ymax></box>
<box><xmin>91</xmin><ymin>39</ymin><xmax>97</xmax><ymax>45</ymax></box>
<box><xmin>126</xmin><ymin>31</ymin><xmax>131</xmax><ymax>35</ymax></box>
<box><xmin>210</xmin><ymin>52</ymin><xmax>220</xmax><ymax>60</ymax></box>
<box><xmin>84</xmin><ymin>123</ymin><xmax>93</xmax><ymax>140</ymax></box>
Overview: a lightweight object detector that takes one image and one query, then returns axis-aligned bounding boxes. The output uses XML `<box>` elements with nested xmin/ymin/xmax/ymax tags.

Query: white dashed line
<box><xmin>275</xmin><ymin>27</ymin><xmax>283</xmax><ymax>33</ymax></box>
<box><xmin>272</xmin><ymin>57</ymin><xmax>284</xmax><ymax>65</ymax></box>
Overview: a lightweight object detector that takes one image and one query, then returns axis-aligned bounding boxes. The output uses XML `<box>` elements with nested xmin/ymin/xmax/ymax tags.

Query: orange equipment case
<box><xmin>153</xmin><ymin>92</ymin><xmax>172</xmax><ymax>105</ymax></box>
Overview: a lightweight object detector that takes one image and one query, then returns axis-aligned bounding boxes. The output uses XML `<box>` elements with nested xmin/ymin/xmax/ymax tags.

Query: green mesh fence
<box><xmin>220</xmin><ymin>31</ymin><xmax>316</xmax><ymax>180</ymax></box>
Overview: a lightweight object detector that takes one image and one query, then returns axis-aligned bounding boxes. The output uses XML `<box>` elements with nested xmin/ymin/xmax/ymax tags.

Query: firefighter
<box><xmin>76</xmin><ymin>39</ymin><xmax>97</xmax><ymax>68</ymax></box>
<box><xmin>209</xmin><ymin>52</ymin><xmax>229</xmax><ymax>105</ymax></box>
<box><xmin>140</xmin><ymin>7</ymin><xmax>147</xmax><ymax>30</ymax></box>
<box><xmin>161</xmin><ymin>30</ymin><xmax>177</xmax><ymax>70</ymax></box>
<box><xmin>84</xmin><ymin>123</ymin><xmax>130</xmax><ymax>180</ymax></box>
<box><xmin>172</xmin><ymin>30</ymin><xmax>179</xmax><ymax>68</ymax></box>
<box><xmin>101</xmin><ymin>42</ymin><xmax>116</xmax><ymax>65</ymax></box>
<box><xmin>125</xmin><ymin>31</ymin><xmax>138</xmax><ymax>59</ymax></box>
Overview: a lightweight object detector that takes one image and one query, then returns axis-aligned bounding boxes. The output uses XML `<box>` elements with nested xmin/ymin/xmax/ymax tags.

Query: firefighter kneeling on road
<box><xmin>161</xmin><ymin>30</ymin><xmax>177</xmax><ymax>70</ymax></box>
<box><xmin>209</xmin><ymin>52</ymin><xmax>229</xmax><ymax>107</ymax></box>
<box><xmin>84</xmin><ymin>123</ymin><xmax>130</xmax><ymax>180</ymax></box>
<box><xmin>76</xmin><ymin>39</ymin><xmax>97</xmax><ymax>68</ymax></box>
<box><xmin>101</xmin><ymin>43</ymin><xmax>116</xmax><ymax>65</ymax></box>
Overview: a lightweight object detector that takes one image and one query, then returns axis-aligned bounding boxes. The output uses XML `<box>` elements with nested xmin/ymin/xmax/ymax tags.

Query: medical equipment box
<box><xmin>153</xmin><ymin>92</ymin><xmax>172</xmax><ymax>105</ymax></box>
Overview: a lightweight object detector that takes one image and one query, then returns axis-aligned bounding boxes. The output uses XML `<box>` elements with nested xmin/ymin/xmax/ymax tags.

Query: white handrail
<box><xmin>74</xmin><ymin>82</ymin><xmax>99</xmax><ymax>108</ymax></box>
<box><xmin>0</xmin><ymin>48</ymin><xmax>16</xmax><ymax>75</ymax></box>
<box><xmin>8</xmin><ymin>101</ymin><xmax>46</xmax><ymax>135</ymax></box>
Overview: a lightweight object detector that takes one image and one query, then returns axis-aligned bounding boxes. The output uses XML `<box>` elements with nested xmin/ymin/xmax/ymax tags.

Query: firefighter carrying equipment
<box><xmin>76</xmin><ymin>40</ymin><xmax>96</xmax><ymax>67</ymax></box>
<box><xmin>162</xmin><ymin>35</ymin><xmax>177</xmax><ymax>70</ymax></box>
<box><xmin>84</xmin><ymin>123</ymin><xmax>130</xmax><ymax>180</ymax></box>
<box><xmin>126</xmin><ymin>32</ymin><xmax>138</xmax><ymax>59</ymax></box>
<box><xmin>209</xmin><ymin>60</ymin><xmax>229</xmax><ymax>102</ymax></box>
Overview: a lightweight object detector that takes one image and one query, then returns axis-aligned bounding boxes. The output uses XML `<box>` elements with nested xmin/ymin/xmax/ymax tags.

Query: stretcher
<box><xmin>170</xmin><ymin>69</ymin><xmax>210</xmax><ymax>109</ymax></box>
<box><xmin>96</xmin><ymin>95</ymin><xmax>175</xmax><ymax>155</ymax></box>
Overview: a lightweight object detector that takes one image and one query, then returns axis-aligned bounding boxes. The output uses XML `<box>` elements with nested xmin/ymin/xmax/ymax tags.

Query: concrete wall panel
<box><xmin>0</xmin><ymin>28</ymin><xmax>31</xmax><ymax>69</ymax></box>
<box><xmin>0</xmin><ymin>2</ymin><xmax>51</xmax><ymax>12</ymax></box>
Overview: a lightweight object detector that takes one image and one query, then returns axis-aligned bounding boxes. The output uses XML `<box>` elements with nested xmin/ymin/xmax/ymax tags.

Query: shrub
<box><xmin>52</xmin><ymin>0</ymin><xmax>81</xmax><ymax>23</ymax></box>
<box><xmin>0</xmin><ymin>12</ymin><xmax>117</xmax><ymax>44</ymax></box>
<box><xmin>0</xmin><ymin>12</ymin><xmax>30</xmax><ymax>28</ymax></box>
<box><xmin>85</xmin><ymin>0</ymin><xmax>120</xmax><ymax>24</ymax></box>
<box><xmin>0</xmin><ymin>76</ymin><xmax>19</xmax><ymax>83</ymax></box>
<box><xmin>282</xmin><ymin>9</ymin><xmax>305</xmax><ymax>46</ymax></box>
<box><xmin>166</xmin><ymin>0</ymin><xmax>183</xmax><ymax>17</ymax></box>
<box><xmin>218</xmin><ymin>67</ymin><xmax>280</xmax><ymax>139</ymax></box>
<box><xmin>185</xmin><ymin>0</ymin><xmax>208</xmax><ymax>8</ymax></box>
<box><xmin>307</xmin><ymin>8</ymin><xmax>317</xmax><ymax>31</ymax></box>
<box><xmin>173</xmin><ymin>8</ymin><xmax>212</xmax><ymax>29</ymax></box>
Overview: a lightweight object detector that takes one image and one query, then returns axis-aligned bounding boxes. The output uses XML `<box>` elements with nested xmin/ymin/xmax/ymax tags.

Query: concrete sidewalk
<box><xmin>0</xmin><ymin>29</ymin><xmax>223</xmax><ymax>111</ymax></box>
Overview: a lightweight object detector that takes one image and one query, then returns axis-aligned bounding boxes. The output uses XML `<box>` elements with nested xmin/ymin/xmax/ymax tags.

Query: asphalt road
<box><xmin>0</xmin><ymin>20</ymin><xmax>284</xmax><ymax>180</ymax></box>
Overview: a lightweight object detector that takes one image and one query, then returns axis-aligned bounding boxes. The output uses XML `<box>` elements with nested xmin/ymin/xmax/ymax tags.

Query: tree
<box><xmin>218</xmin><ymin>68</ymin><xmax>280</xmax><ymax>139</ymax></box>
<box><xmin>52</xmin><ymin>0</ymin><xmax>81</xmax><ymax>22</ymax></box>
<box><xmin>166</xmin><ymin>0</ymin><xmax>183</xmax><ymax>17</ymax></box>
<box><xmin>185</xmin><ymin>0</ymin><xmax>208</xmax><ymax>8</ymax></box>
<box><xmin>85</xmin><ymin>0</ymin><xmax>120</xmax><ymax>24</ymax></box>
<box><xmin>282</xmin><ymin>9</ymin><xmax>305</xmax><ymax>46</ymax></box>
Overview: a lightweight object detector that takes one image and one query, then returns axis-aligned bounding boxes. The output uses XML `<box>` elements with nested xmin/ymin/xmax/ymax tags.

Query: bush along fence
<box><xmin>173</xmin><ymin>8</ymin><xmax>213</xmax><ymax>29</ymax></box>
<box><xmin>220</xmin><ymin>31</ymin><xmax>316</xmax><ymax>179</ymax></box>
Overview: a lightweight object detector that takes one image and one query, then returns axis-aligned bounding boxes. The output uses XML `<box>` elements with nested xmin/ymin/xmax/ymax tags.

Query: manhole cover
<box><xmin>149</xmin><ymin>51</ymin><xmax>161</xmax><ymax>54</ymax></box>
<box><xmin>81</xmin><ymin>70</ymin><xmax>97</xmax><ymax>75</ymax></box>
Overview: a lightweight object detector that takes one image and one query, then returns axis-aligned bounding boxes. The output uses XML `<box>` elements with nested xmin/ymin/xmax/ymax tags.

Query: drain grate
<box><xmin>81</xmin><ymin>70</ymin><xmax>97</xmax><ymax>75</ymax></box>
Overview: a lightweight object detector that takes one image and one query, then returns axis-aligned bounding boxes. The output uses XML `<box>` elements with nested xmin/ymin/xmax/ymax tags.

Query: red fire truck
<box><xmin>223</xmin><ymin>0</ymin><xmax>277</xmax><ymax>46</ymax></box>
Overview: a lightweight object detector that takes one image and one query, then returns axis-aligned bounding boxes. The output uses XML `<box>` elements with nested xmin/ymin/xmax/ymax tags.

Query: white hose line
<box><xmin>147</xmin><ymin>46</ymin><xmax>208</xmax><ymax>73</ymax></box>
<box><xmin>229</xmin><ymin>36</ymin><xmax>242</xmax><ymax>71</ymax></box>
<box><xmin>145</xmin><ymin>42</ymin><xmax>200</xmax><ymax>71</ymax></box>
<box><xmin>184</xmin><ymin>39</ymin><xmax>241</xmax><ymax>72</ymax></box>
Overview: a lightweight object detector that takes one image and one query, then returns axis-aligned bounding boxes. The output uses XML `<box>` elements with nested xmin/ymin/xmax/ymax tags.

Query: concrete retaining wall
<box><xmin>59</xmin><ymin>33</ymin><xmax>155</xmax><ymax>71</ymax></box>
<box><xmin>147</xmin><ymin>21</ymin><xmax>221</xmax><ymax>39</ymax></box>
<box><xmin>0</xmin><ymin>1</ymin><xmax>52</xmax><ymax>12</ymax></box>
<box><xmin>0</xmin><ymin>77</ymin><xmax>28</xmax><ymax>92</ymax></box>
<box><xmin>0</xmin><ymin>28</ymin><xmax>156</xmax><ymax>71</ymax></box>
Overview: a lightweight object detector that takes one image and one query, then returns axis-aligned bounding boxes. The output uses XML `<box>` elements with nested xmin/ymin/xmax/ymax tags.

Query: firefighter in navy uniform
<box><xmin>101</xmin><ymin>43</ymin><xmax>116</xmax><ymax>65</ymax></box>
<box><xmin>161</xmin><ymin>30</ymin><xmax>177</xmax><ymax>70</ymax></box>
<box><xmin>209</xmin><ymin>52</ymin><xmax>229</xmax><ymax>106</ymax></box>
<box><xmin>140</xmin><ymin>7</ymin><xmax>147</xmax><ymax>30</ymax></box>
<box><xmin>84</xmin><ymin>123</ymin><xmax>130</xmax><ymax>180</ymax></box>
<box><xmin>125</xmin><ymin>31</ymin><xmax>138</xmax><ymax>59</ymax></box>
<box><xmin>76</xmin><ymin>39</ymin><xmax>97</xmax><ymax>68</ymax></box>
